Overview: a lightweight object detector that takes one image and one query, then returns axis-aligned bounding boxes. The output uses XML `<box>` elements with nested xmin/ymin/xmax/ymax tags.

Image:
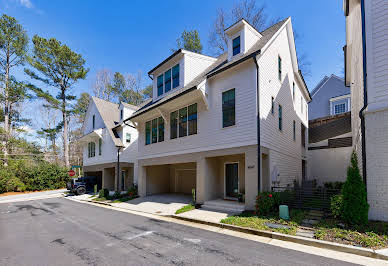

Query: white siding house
<box><xmin>127</xmin><ymin>18</ymin><xmax>311</xmax><ymax>210</ymax></box>
<box><xmin>344</xmin><ymin>0</ymin><xmax>388</xmax><ymax>221</ymax></box>
<box><xmin>79</xmin><ymin>97</ymin><xmax>139</xmax><ymax>192</ymax></box>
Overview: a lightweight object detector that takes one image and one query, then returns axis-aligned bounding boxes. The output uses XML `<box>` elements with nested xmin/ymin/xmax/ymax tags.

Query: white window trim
<box><xmin>170</xmin><ymin>103</ymin><xmax>198</xmax><ymax>139</ymax></box>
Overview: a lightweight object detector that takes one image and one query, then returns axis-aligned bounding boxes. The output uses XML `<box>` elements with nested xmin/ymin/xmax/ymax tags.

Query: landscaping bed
<box><xmin>221</xmin><ymin>211</ymin><xmax>388</xmax><ymax>249</ymax></box>
<box><xmin>92</xmin><ymin>187</ymin><xmax>138</xmax><ymax>203</ymax></box>
<box><xmin>175</xmin><ymin>204</ymin><xmax>195</xmax><ymax>214</ymax></box>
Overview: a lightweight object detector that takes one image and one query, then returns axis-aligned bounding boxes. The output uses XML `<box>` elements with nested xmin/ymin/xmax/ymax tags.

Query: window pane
<box><xmin>145</xmin><ymin>121</ymin><xmax>151</xmax><ymax>145</ymax></box>
<box><xmin>170</xmin><ymin>111</ymin><xmax>178</xmax><ymax>139</ymax></box>
<box><xmin>222</xmin><ymin>89</ymin><xmax>235</xmax><ymax>127</ymax></box>
<box><xmin>88</xmin><ymin>142</ymin><xmax>90</xmax><ymax>158</ymax></box>
<box><xmin>92</xmin><ymin>115</ymin><xmax>95</xmax><ymax>129</ymax></box>
<box><xmin>151</xmin><ymin>118</ymin><xmax>158</xmax><ymax>143</ymax></box>
<box><xmin>158</xmin><ymin>117</ymin><xmax>164</xmax><ymax>142</ymax></box>
<box><xmin>188</xmin><ymin>103</ymin><xmax>197</xmax><ymax>135</ymax></box>
<box><xmin>99</xmin><ymin>139</ymin><xmax>102</xmax><ymax>155</ymax></box>
<box><xmin>172</xmin><ymin>64</ymin><xmax>179</xmax><ymax>88</ymax></box>
<box><xmin>233</xmin><ymin>36</ymin><xmax>240</xmax><ymax>56</ymax></box>
<box><xmin>157</xmin><ymin>75</ymin><xmax>163</xmax><ymax>96</ymax></box>
<box><xmin>179</xmin><ymin>107</ymin><xmax>188</xmax><ymax>137</ymax></box>
<box><xmin>278</xmin><ymin>56</ymin><xmax>282</xmax><ymax>80</ymax></box>
<box><xmin>271</xmin><ymin>96</ymin><xmax>274</xmax><ymax>114</ymax></box>
<box><xmin>293</xmin><ymin>121</ymin><xmax>296</xmax><ymax>141</ymax></box>
<box><xmin>278</xmin><ymin>105</ymin><xmax>282</xmax><ymax>131</ymax></box>
<box><xmin>126</xmin><ymin>133</ymin><xmax>131</xmax><ymax>143</ymax></box>
<box><xmin>164</xmin><ymin>69</ymin><xmax>171</xmax><ymax>92</ymax></box>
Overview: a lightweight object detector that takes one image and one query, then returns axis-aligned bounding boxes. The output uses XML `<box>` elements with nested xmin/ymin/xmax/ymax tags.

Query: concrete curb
<box><xmin>170</xmin><ymin>215</ymin><xmax>388</xmax><ymax>261</ymax></box>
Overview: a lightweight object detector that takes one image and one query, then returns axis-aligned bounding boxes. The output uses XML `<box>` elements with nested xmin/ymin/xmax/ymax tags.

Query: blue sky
<box><xmin>0</xmin><ymin>0</ymin><xmax>345</xmax><ymax>139</ymax></box>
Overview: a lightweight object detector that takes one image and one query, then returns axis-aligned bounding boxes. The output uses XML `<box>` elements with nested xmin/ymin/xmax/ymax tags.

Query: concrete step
<box><xmin>202</xmin><ymin>199</ymin><xmax>245</xmax><ymax>214</ymax></box>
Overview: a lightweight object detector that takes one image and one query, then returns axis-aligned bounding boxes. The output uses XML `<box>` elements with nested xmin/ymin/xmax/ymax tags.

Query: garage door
<box><xmin>176</xmin><ymin>169</ymin><xmax>196</xmax><ymax>194</ymax></box>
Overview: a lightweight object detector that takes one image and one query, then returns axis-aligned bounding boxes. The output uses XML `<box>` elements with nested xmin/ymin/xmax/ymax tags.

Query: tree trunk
<box><xmin>2</xmin><ymin>65</ymin><xmax>10</xmax><ymax>167</ymax></box>
<box><xmin>62</xmin><ymin>89</ymin><xmax>70</xmax><ymax>168</ymax></box>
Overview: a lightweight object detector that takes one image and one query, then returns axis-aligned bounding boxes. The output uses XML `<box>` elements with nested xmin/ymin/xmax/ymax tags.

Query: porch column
<box><xmin>138</xmin><ymin>165</ymin><xmax>146</xmax><ymax>197</ymax></box>
<box><xmin>196</xmin><ymin>157</ymin><xmax>206</xmax><ymax>204</ymax></box>
<box><xmin>245</xmin><ymin>146</ymin><xmax>259</xmax><ymax>210</ymax></box>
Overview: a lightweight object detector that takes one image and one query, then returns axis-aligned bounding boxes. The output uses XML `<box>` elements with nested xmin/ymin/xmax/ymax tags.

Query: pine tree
<box><xmin>342</xmin><ymin>152</ymin><xmax>369</xmax><ymax>225</ymax></box>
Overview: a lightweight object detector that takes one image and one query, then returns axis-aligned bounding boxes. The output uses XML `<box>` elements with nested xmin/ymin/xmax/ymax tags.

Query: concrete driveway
<box><xmin>111</xmin><ymin>193</ymin><xmax>192</xmax><ymax>215</ymax></box>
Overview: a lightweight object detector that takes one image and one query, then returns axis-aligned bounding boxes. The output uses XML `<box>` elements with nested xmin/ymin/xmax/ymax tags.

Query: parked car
<box><xmin>67</xmin><ymin>176</ymin><xmax>98</xmax><ymax>195</ymax></box>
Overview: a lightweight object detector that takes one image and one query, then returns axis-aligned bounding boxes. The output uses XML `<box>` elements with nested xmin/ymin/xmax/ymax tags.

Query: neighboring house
<box><xmin>125</xmin><ymin>18</ymin><xmax>311</xmax><ymax>210</ymax></box>
<box><xmin>309</xmin><ymin>75</ymin><xmax>351</xmax><ymax>120</ymax></box>
<box><xmin>79</xmin><ymin>97</ymin><xmax>139</xmax><ymax>193</ymax></box>
<box><xmin>307</xmin><ymin>75</ymin><xmax>352</xmax><ymax>184</ymax></box>
<box><xmin>344</xmin><ymin>0</ymin><xmax>388</xmax><ymax>221</ymax></box>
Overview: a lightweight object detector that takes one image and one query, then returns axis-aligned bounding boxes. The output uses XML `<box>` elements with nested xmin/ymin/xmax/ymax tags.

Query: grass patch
<box><xmin>92</xmin><ymin>197</ymin><xmax>107</xmax><ymax>202</ymax></box>
<box><xmin>175</xmin><ymin>204</ymin><xmax>195</xmax><ymax>214</ymax></box>
<box><xmin>111</xmin><ymin>196</ymin><xmax>138</xmax><ymax>203</ymax></box>
<box><xmin>221</xmin><ymin>209</ymin><xmax>306</xmax><ymax>235</ymax></box>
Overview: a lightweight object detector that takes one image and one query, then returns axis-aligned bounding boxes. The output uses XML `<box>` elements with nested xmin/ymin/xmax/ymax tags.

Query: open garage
<box><xmin>145</xmin><ymin>162</ymin><xmax>196</xmax><ymax>196</ymax></box>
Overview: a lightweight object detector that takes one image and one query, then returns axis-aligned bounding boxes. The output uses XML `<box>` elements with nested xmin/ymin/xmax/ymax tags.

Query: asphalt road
<box><xmin>0</xmin><ymin>197</ymin><xmax>357</xmax><ymax>266</ymax></box>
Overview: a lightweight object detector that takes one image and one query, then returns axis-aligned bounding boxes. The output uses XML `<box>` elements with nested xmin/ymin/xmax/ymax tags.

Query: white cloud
<box><xmin>18</xmin><ymin>0</ymin><xmax>33</xmax><ymax>8</ymax></box>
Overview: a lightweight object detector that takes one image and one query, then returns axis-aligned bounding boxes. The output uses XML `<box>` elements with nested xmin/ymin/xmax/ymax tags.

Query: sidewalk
<box><xmin>0</xmin><ymin>189</ymin><xmax>67</xmax><ymax>203</ymax></box>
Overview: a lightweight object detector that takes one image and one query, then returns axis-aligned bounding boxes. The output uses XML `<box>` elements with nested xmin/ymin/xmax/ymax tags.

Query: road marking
<box><xmin>126</xmin><ymin>231</ymin><xmax>154</xmax><ymax>240</ymax></box>
<box><xmin>184</xmin><ymin>238</ymin><xmax>201</xmax><ymax>244</ymax></box>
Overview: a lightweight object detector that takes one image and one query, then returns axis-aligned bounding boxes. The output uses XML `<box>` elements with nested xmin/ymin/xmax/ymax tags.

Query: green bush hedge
<box><xmin>0</xmin><ymin>160</ymin><xmax>70</xmax><ymax>193</ymax></box>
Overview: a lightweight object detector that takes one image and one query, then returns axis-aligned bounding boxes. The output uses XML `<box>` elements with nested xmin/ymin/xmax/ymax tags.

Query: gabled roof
<box><xmin>207</xmin><ymin>18</ymin><xmax>289</xmax><ymax>78</ymax></box>
<box><xmin>92</xmin><ymin>97</ymin><xmax>123</xmax><ymax>147</ymax></box>
<box><xmin>127</xmin><ymin>18</ymin><xmax>290</xmax><ymax>121</ymax></box>
<box><xmin>121</xmin><ymin>101</ymin><xmax>139</xmax><ymax>110</ymax></box>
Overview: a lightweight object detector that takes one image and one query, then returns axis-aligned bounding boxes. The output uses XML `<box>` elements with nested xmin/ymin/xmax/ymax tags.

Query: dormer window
<box><xmin>232</xmin><ymin>36</ymin><xmax>241</xmax><ymax>56</ymax></box>
<box><xmin>157</xmin><ymin>75</ymin><xmax>164</xmax><ymax>96</ymax></box>
<box><xmin>156</xmin><ymin>64</ymin><xmax>180</xmax><ymax>97</ymax></box>
<box><xmin>92</xmin><ymin>115</ymin><xmax>95</xmax><ymax>130</ymax></box>
<box><xmin>164</xmin><ymin>69</ymin><xmax>172</xmax><ymax>92</ymax></box>
<box><xmin>172</xmin><ymin>64</ymin><xmax>179</xmax><ymax>88</ymax></box>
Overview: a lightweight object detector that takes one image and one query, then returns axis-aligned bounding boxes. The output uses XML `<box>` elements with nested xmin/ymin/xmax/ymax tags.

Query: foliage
<box><xmin>142</xmin><ymin>84</ymin><xmax>153</xmax><ymax>99</ymax></box>
<box><xmin>342</xmin><ymin>152</ymin><xmax>369</xmax><ymax>225</ymax></box>
<box><xmin>330</xmin><ymin>194</ymin><xmax>344</xmax><ymax>219</ymax></box>
<box><xmin>25</xmin><ymin>34</ymin><xmax>89</xmax><ymax>167</ymax></box>
<box><xmin>175</xmin><ymin>204</ymin><xmax>195</xmax><ymax>214</ymax></box>
<box><xmin>98</xmin><ymin>188</ymin><xmax>109</xmax><ymax>199</ymax></box>
<box><xmin>113</xmin><ymin>191</ymin><xmax>121</xmax><ymax>199</ymax></box>
<box><xmin>73</xmin><ymin>92</ymin><xmax>90</xmax><ymax>124</ymax></box>
<box><xmin>175</xmin><ymin>30</ymin><xmax>203</xmax><ymax>54</ymax></box>
<box><xmin>255</xmin><ymin>192</ymin><xmax>275</xmax><ymax>216</ymax></box>
<box><xmin>0</xmin><ymin>160</ymin><xmax>69</xmax><ymax>193</ymax></box>
<box><xmin>324</xmin><ymin>181</ymin><xmax>344</xmax><ymax>190</ymax></box>
<box><xmin>0</xmin><ymin>14</ymin><xmax>29</xmax><ymax>166</ymax></box>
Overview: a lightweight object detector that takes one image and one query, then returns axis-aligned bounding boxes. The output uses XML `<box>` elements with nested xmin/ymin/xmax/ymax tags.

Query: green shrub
<box><xmin>330</xmin><ymin>194</ymin><xmax>344</xmax><ymax>219</ymax></box>
<box><xmin>255</xmin><ymin>192</ymin><xmax>275</xmax><ymax>216</ymax></box>
<box><xmin>6</xmin><ymin>177</ymin><xmax>26</xmax><ymax>192</ymax></box>
<box><xmin>99</xmin><ymin>188</ymin><xmax>109</xmax><ymax>198</ymax></box>
<box><xmin>112</xmin><ymin>191</ymin><xmax>121</xmax><ymax>199</ymax></box>
<box><xmin>342</xmin><ymin>152</ymin><xmax>369</xmax><ymax>225</ymax></box>
<box><xmin>22</xmin><ymin>162</ymin><xmax>69</xmax><ymax>191</ymax></box>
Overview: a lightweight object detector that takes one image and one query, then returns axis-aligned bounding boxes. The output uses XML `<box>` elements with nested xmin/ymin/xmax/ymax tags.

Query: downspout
<box><xmin>360</xmin><ymin>0</ymin><xmax>368</xmax><ymax>186</ymax></box>
<box><xmin>253</xmin><ymin>53</ymin><xmax>261</xmax><ymax>193</ymax></box>
<box><xmin>116</xmin><ymin>147</ymin><xmax>121</xmax><ymax>191</ymax></box>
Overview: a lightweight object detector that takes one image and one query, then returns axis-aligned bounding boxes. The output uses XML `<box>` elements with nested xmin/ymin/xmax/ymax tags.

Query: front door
<box><xmin>225</xmin><ymin>163</ymin><xmax>238</xmax><ymax>198</ymax></box>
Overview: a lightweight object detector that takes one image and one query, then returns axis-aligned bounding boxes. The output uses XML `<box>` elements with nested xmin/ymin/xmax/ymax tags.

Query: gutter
<box><xmin>253</xmin><ymin>53</ymin><xmax>261</xmax><ymax>193</ymax></box>
<box><xmin>360</xmin><ymin>0</ymin><xmax>368</xmax><ymax>186</ymax></box>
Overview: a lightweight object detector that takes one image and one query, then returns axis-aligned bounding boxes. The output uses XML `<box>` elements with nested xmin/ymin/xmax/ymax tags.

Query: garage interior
<box><xmin>145</xmin><ymin>162</ymin><xmax>196</xmax><ymax>196</ymax></box>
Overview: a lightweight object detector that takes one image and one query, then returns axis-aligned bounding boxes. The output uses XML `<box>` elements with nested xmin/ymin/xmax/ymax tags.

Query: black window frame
<box><xmin>178</xmin><ymin>107</ymin><xmax>188</xmax><ymax>138</ymax></box>
<box><xmin>172</xmin><ymin>64</ymin><xmax>179</xmax><ymax>89</ymax></box>
<box><xmin>293</xmin><ymin>120</ymin><xmax>296</xmax><ymax>141</ymax></box>
<box><xmin>98</xmin><ymin>139</ymin><xmax>102</xmax><ymax>155</ymax></box>
<box><xmin>145</xmin><ymin>121</ymin><xmax>151</xmax><ymax>145</ymax></box>
<box><xmin>222</xmin><ymin>89</ymin><xmax>236</xmax><ymax>128</ymax></box>
<box><xmin>278</xmin><ymin>56</ymin><xmax>282</xmax><ymax>81</ymax></box>
<box><xmin>164</xmin><ymin>69</ymin><xmax>172</xmax><ymax>93</ymax></box>
<box><xmin>92</xmin><ymin>115</ymin><xmax>95</xmax><ymax>130</ymax></box>
<box><xmin>170</xmin><ymin>111</ymin><xmax>178</xmax><ymax>139</ymax></box>
<box><xmin>271</xmin><ymin>96</ymin><xmax>274</xmax><ymax>115</ymax></box>
<box><xmin>232</xmin><ymin>36</ymin><xmax>241</xmax><ymax>56</ymax></box>
<box><xmin>157</xmin><ymin>75</ymin><xmax>164</xmax><ymax>96</ymax></box>
<box><xmin>188</xmin><ymin>103</ymin><xmax>197</xmax><ymax>136</ymax></box>
<box><xmin>278</xmin><ymin>104</ymin><xmax>283</xmax><ymax>131</ymax></box>
<box><xmin>145</xmin><ymin>117</ymin><xmax>164</xmax><ymax>145</ymax></box>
